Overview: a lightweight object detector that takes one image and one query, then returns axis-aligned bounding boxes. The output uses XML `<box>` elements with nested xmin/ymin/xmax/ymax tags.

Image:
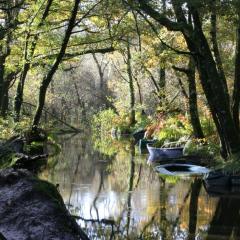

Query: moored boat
<box><xmin>132</xmin><ymin>129</ymin><xmax>146</xmax><ymax>143</ymax></box>
<box><xmin>147</xmin><ymin>144</ymin><xmax>184</xmax><ymax>159</ymax></box>
<box><xmin>155</xmin><ymin>163</ymin><xmax>210</xmax><ymax>176</ymax></box>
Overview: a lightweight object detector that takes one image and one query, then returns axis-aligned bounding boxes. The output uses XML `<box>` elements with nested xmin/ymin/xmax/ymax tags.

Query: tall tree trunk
<box><xmin>232</xmin><ymin>10</ymin><xmax>240</xmax><ymax>132</ymax></box>
<box><xmin>0</xmin><ymin>57</ymin><xmax>6</xmax><ymax>110</ymax></box>
<box><xmin>174</xmin><ymin>2</ymin><xmax>240</xmax><ymax>155</ymax></box>
<box><xmin>0</xmin><ymin>23</ymin><xmax>12</xmax><ymax>114</ymax></box>
<box><xmin>1</xmin><ymin>73</ymin><xmax>14</xmax><ymax>116</ymax></box>
<box><xmin>187</xmin><ymin>7</ymin><xmax>240</xmax><ymax>155</ymax></box>
<box><xmin>92</xmin><ymin>53</ymin><xmax>105</xmax><ymax>91</ymax></box>
<box><xmin>173</xmin><ymin>60</ymin><xmax>204</xmax><ymax>139</ymax></box>
<box><xmin>14</xmin><ymin>0</ymin><xmax>53</xmax><ymax>121</ymax></box>
<box><xmin>126</xmin><ymin>37</ymin><xmax>136</xmax><ymax>126</ymax></box>
<box><xmin>188</xmin><ymin>58</ymin><xmax>204</xmax><ymax>138</ymax></box>
<box><xmin>32</xmin><ymin>0</ymin><xmax>80</xmax><ymax>127</ymax></box>
<box><xmin>134</xmin><ymin>76</ymin><xmax>144</xmax><ymax>114</ymax></box>
<box><xmin>159</xmin><ymin>67</ymin><xmax>166</xmax><ymax>106</ymax></box>
<box><xmin>210</xmin><ymin>0</ymin><xmax>229</xmax><ymax>100</ymax></box>
<box><xmin>14</xmin><ymin>43</ymin><xmax>30</xmax><ymax>121</ymax></box>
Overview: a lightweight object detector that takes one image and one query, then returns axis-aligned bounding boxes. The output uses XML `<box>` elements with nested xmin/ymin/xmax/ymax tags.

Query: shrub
<box><xmin>183</xmin><ymin>138</ymin><xmax>219</xmax><ymax>157</ymax></box>
<box><xmin>200</xmin><ymin>117</ymin><xmax>216</xmax><ymax>137</ymax></box>
<box><xmin>153</xmin><ymin>114</ymin><xmax>192</xmax><ymax>144</ymax></box>
<box><xmin>92</xmin><ymin>109</ymin><xmax>119</xmax><ymax>135</ymax></box>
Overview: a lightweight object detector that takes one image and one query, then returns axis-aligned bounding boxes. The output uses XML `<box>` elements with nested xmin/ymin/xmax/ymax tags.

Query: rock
<box><xmin>0</xmin><ymin>168</ymin><xmax>89</xmax><ymax>240</ymax></box>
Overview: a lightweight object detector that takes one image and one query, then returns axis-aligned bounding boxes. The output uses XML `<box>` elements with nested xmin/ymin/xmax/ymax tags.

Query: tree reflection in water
<box><xmin>42</xmin><ymin>133</ymin><xmax>240</xmax><ymax>240</ymax></box>
<box><xmin>206</xmin><ymin>196</ymin><xmax>240</xmax><ymax>240</ymax></box>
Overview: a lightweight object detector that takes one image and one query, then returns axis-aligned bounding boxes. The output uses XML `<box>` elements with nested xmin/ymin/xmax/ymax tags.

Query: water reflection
<box><xmin>40</xmin><ymin>133</ymin><xmax>240</xmax><ymax>239</ymax></box>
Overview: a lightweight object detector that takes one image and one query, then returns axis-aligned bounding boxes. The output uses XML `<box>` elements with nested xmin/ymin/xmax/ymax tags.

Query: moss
<box><xmin>33</xmin><ymin>179</ymin><xmax>65</xmax><ymax>209</ymax></box>
<box><xmin>0</xmin><ymin>151</ymin><xmax>18</xmax><ymax>169</ymax></box>
<box><xmin>24</xmin><ymin>141</ymin><xmax>44</xmax><ymax>155</ymax></box>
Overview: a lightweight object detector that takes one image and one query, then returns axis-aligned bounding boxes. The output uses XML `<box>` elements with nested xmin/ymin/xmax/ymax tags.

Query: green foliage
<box><xmin>153</xmin><ymin>115</ymin><xmax>192</xmax><ymax>144</ymax></box>
<box><xmin>47</xmin><ymin>135</ymin><xmax>61</xmax><ymax>157</ymax></box>
<box><xmin>130</xmin><ymin>112</ymin><xmax>151</xmax><ymax>132</ymax></box>
<box><xmin>93</xmin><ymin>108</ymin><xmax>150</xmax><ymax>136</ymax></box>
<box><xmin>92</xmin><ymin>109</ymin><xmax>119</xmax><ymax>135</ymax></box>
<box><xmin>0</xmin><ymin>116</ymin><xmax>31</xmax><ymax>139</ymax></box>
<box><xmin>24</xmin><ymin>141</ymin><xmax>44</xmax><ymax>154</ymax></box>
<box><xmin>183</xmin><ymin>139</ymin><xmax>219</xmax><ymax>158</ymax></box>
<box><xmin>0</xmin><ymin>152</ymin><xmax>18</xmax><ymax>169</ymax></box>
<box><xmin>34</xmin><ymin>180</ymin><xmax>65</xmax><ymax>208</ymax></box>
<box><xmin>200</xmin><ymin>117</ymin><xmax>216</xmax><ymax>137</ymax></box>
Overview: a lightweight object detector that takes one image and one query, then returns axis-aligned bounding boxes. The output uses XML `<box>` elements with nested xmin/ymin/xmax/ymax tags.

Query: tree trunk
<box><xmin>175</xmin><ymin>2</ymin><xmax>240</xmax><ymax>156</ymax></box>
<box><xmin>232</xmin><ymin>11</ymin><xmax>240</xmax><ymax>132</ymax></box>
<box><xmin>92</xmin><ymin>53</ymin><xmax>105</xmax><ymax>91</ymax></box>
<box><xmin>14</xmin><ymin>0</ymin><xmax>53</xmax><ymax>121</ymax></box>
<box><xmin>126</xmin><ymin>37</ymin><xmax>136</xmax><ymax>126</ymax></box>
<box><xmin>173</xmin><ymin>61</ymin><xmax>204</xmax><ymax>139</ymax></box>
<box><xmin>134</xmin><ymin>76</ymin><xmax>145</xmax><ymax>114</ymax></box>
<box><xmin>32</xmin><ymin>0</ymin><xmax>80</xmax><ymax>127</ymax></box>
<box><xmin>0</xmin><ymin>58</ymin><xmax>5</xmax><ymax>111</ymax></box>
<box><xmin>188</xmin><ymin>58</ymin><xmax>204</xmax><ymax>139</ymax></box>
<box><xmin>1</xmin><ymin>73</ymin><xmax>14</xmax><ymax>116</ymax></box>
<box><xmin>210</xmin><ymin>0</ymin><xmax>229</xmax><ymax>99</ymax></box>
<box><xmin>159</xmin><ymin>67</ymin><xmax>166</xmax><ymax>106</ymax></box>
<box><xmin>138</xmin><ymin>0</ymin><xmax>240</xmax><ymax>156</ymax></box>
<box><xmin>14</xmin><ymin>63</ymin><xmax>30</xmax><ymax>121</ymax></box>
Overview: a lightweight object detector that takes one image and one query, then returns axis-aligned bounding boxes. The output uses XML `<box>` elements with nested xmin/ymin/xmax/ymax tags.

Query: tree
<box><xmin>32</xmin><ymin>0</ymin><xmax>81</xmax><ymax>126</ymax></box>
<box><xmin>126</xmin><ymin>36</ymin><xmax>136</xmax><ymax>126</ymax></box>
<box><xmin>173</xmin><ymin>56</ymin><xmax>204</xmax><ymax>139</ymax></box>
<box><xmin>14</xmin><ymin>0</ymin><xmax>54</xmax><ymax>122</ymax></box>
<box><xmin>134</xmin><ymin>0</ymin><xmax>240</xmax><ymax>157</ymax></box>
<box><xmin>0</xmin><ymin>0</ymin><xmax>23</xmax><ymax>116</ymax></box>
<box><xmin>31</xmin><ymin>0</ymin><xmax>114</xmax><ymax>126</ymax></box>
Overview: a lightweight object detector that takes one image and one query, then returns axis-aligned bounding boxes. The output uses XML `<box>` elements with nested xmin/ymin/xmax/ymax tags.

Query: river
<box><xmin>40</xmin><ymin>133</ymin><xmax>240</xmax><ymax>240</ymax></box>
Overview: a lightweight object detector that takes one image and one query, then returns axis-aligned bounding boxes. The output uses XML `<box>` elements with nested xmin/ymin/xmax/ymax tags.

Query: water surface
<box><xmin>41</xmin><ymin>133</ymin><xmax>240</xmax><ymax>240</ymax></box>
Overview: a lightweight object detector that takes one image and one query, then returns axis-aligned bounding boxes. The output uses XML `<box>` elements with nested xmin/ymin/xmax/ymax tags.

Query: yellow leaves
<box><xmin>89</xmin><ymin>16</ymin><xmax>106</xmax><ymax>28</ymax></box>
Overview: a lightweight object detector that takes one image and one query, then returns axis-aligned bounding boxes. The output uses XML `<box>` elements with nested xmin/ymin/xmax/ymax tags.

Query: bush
<box><xmin>183</xmin><ymin>138</ymin><xmax>219</xmax><ymax>157</ymax></box>
<box><xmin>153</xmin><ymin>115</ymin><xmax>192</xmax><ymax>144</ymax></box>
<box><xmin>200</xmin><ymin>117</ymin><xmax>216</xmax><ymax>137</ymax></box>
<box><xmin>92</xmin><ymin>109</ymin><xmax>119</xmax><ymax>135</ymax></box>
<box><xmin>0</xmin><ymin>116</ymin><xmax>31</xmax><ymax>139</ymax></box>
<box><xmin>93</xmin><ymin>108</ymin><xmax>151</xmax><ymax>136</ymax></box>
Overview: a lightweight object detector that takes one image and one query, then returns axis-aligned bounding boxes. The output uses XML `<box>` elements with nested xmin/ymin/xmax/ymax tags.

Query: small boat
<box><xmin>139</xmin><ymin>138</ymin><xmax>157</xmax><ymax>152</ymax></box>
<box><xmin>147</xmin><ymin>144</ymin><xmax>184</xmax><ymax>159</ymax></box>
<box><xmin>155</xmin><ymin>163</ymin><xmax>210</xmax><ymax>176</ymax></box>
<box><xmin>132</xmin><ymin>129</ymin><xmax>145</xmax><ymax>143</ymax></box>
<box><xmin>204</xmin><ymin>170</ymin><xmax>240</xmax><ymax>187</ymax></box>
<box><xmin>203</xmin><ymin>170</ymin><xmax>240</xmax><ymax>196</ymax></box>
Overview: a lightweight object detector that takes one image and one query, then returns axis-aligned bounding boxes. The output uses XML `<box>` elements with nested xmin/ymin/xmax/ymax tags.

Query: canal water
<box><xmin>40</xmin><ymin>133</ymin><xmax>240</xmax><ymax>240</ymax></box>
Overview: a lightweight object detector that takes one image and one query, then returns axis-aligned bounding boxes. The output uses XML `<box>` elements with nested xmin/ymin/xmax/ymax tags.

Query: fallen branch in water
<box><xmin>15</xmin><ymin>153</ymin><xmax>48</xmax><ymax>164</ymax></box>
<box><xmin>71</xmin><ymin>215</ymin><xmax>116</xmax><ymax>226</ymax></box>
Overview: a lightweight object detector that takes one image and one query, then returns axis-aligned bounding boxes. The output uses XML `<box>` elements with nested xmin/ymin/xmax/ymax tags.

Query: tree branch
<box><xmin>137</xmin><ymin>0</ymin><xmax>187</xmax><ymax>31</ymax></box>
